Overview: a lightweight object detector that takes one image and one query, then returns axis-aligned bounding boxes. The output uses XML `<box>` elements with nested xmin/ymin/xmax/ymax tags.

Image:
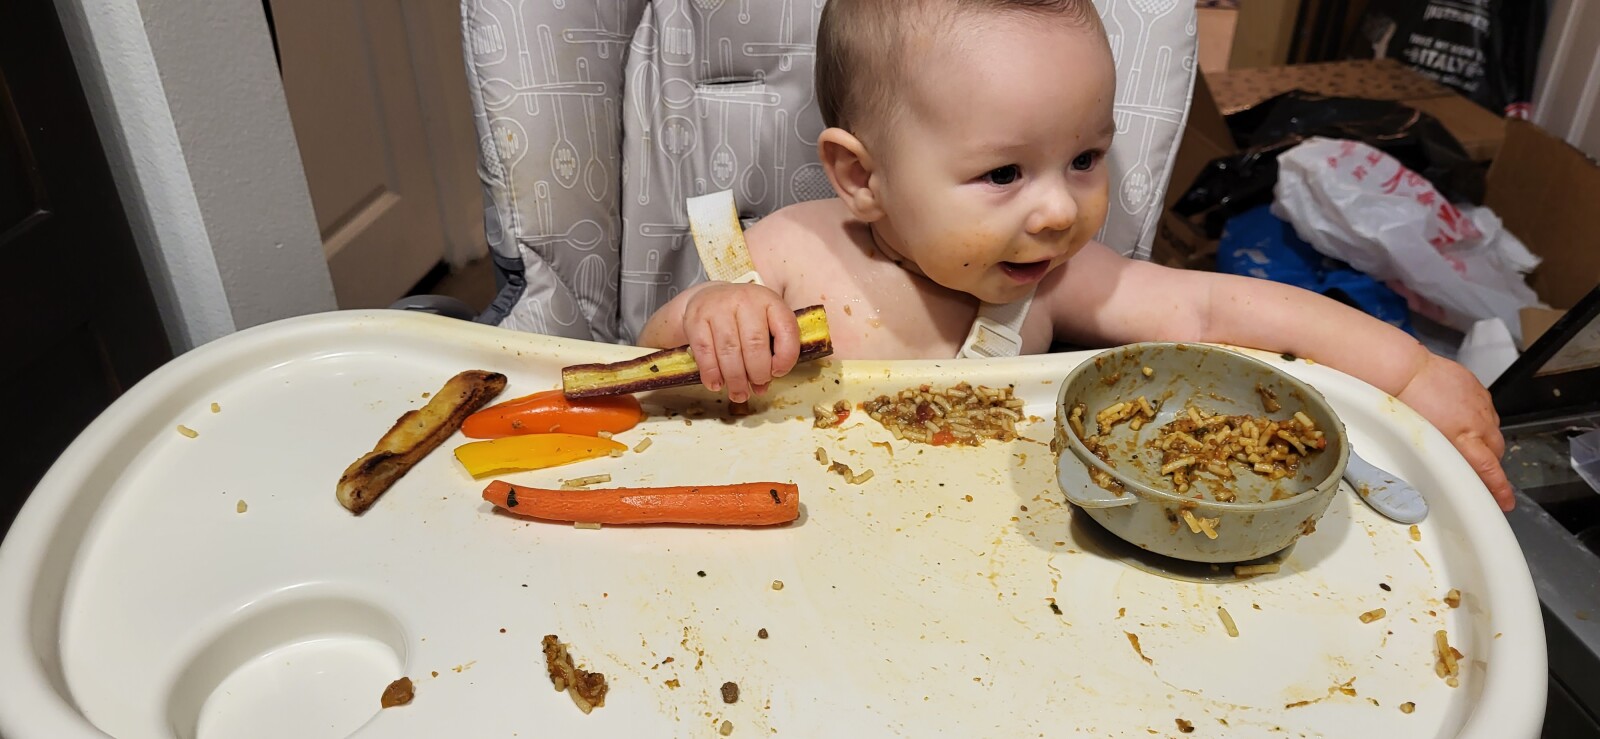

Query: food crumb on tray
<box><xmin>1216</xmin><ymin>606</ymin><xmax>1239</xmax><ymax>637</ymax></box>
<box><xmin>719</xmin><ymin>719</ymin><xmax>735</xmax><ymax>736</ymax></box>
<box><xmin>1400</xmin><ymin>701</ymin><xmax>1416</xmax><ymax>714</ymax></box>
<box><xmin>210</xmin><ymin>402</ymin><xmax>221</xmax><ymax>413</ymax></box>
<box><xmin>235</xmin><ymin>500</ymin><xmax>248</xmax><ymax>514</ymax></box>
<box><xmin>1175</xmin><ymin>717</ymin><xmax>1195</xmax><ymax>733</ymax></box>
<box><xmin>380</xmin><ymin>677</ymin><xmax>414</xmax><ymax>708</ymax></box>
<box><xmin>813</xmin><ymin>400</ymin><xmax>851</xmax><ymax>428</ymax></box>
<box><xmin>1444</xmin><ymin>588</ymin><xmax>1462</xmax><ymax>608</ymax></box>
<box><xmin>176</xmin><ymin>425</ymin><xmax>199</xmax><ymax>438</ymax></box>
<box><xmin>542</xmin><ymin>634</ymin><xmax>608</xmax><ymax>713</ymax></box>
<box><xmin>721</xmin><ymin>681</ymin><xmax>740</xmax><ymax>703</ymax></box>
<box><xmin>827</xmin><ymin>461</ymin><xmax>874</xmax><ymax>485</ymax></box>
<box><xmin>1434</xmin><ymin>630</ymin><xmax>1464</xmax><ymax>688</ymax></box>
<box><xmin>1125</xmin><ymin>632</ymin><xmax>1152</xmax><ymax>664</ymax></box>
<box><xmin>1359</xmin><ymin>608</ymin><xmax>1386</xmax><ymax>623</ymax></box>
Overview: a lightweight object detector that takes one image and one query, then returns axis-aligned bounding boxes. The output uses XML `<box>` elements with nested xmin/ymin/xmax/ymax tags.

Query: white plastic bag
<box><xmin>1272</xmin><ymin>137</ymin><xmax>1544</xmax><ymax>342</ymax></box>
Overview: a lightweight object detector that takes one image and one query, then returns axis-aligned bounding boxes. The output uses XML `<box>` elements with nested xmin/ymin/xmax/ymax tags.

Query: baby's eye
<box><xmin>1071</xmin><ymin>151</ymin><xmax>1101</xmax><ymax>172</ymax></box>
<box><xmin>982</xmin><ymin>165</ymin><xmax>1021</xmax><ymax>186</ymax></box>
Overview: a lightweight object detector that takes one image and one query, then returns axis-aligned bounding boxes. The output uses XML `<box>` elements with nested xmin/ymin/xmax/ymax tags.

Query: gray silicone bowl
<box><xmin>1053</xmin><ymin>343</ymin><xmax>1350</xmax><ymax>563</ymax></box>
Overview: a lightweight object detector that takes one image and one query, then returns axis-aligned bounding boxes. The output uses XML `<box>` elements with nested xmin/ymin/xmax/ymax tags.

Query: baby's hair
<box><xmin>816</xmin><ymin>0</ymin><xmax>1103</xmax><ymax>137</ymax></box>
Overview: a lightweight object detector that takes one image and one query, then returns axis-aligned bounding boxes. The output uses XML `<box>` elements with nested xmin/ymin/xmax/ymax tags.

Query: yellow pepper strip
<box><xmin>454</xmin><ymin>433</ymin><xmax>626</xmax><ymax>478</ymax></box>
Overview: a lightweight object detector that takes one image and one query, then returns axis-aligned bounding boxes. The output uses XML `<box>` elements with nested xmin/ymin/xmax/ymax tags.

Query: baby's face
<box><xmin>866</xmin><ymin>14</ymin><xmax>1116</xmax><ymax>305</ymax></box>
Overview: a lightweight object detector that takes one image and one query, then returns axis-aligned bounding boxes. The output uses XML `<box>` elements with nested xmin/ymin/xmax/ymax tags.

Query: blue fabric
<box><xmin>1217</xmin><ymin>205</ymin><xmax>1413</xmax><ymax>334</ymax></box>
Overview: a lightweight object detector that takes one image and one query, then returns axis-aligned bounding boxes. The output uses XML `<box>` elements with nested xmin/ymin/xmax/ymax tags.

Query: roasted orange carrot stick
<box><xmin>462</xmin><ymin>389</ymin><xmax>642</xmax><ymax>439</ymax></box>
<box><xmin>482</xmin><ymin>480</ymin><xmax>799</xmax><ymax>526</ymax></box>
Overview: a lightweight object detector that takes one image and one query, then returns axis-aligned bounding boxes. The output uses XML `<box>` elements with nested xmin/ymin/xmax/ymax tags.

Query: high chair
<box><xmin>439</xmin><ymin>0</ymin><xmax>1199</xmax><ymax>344</ymax></box>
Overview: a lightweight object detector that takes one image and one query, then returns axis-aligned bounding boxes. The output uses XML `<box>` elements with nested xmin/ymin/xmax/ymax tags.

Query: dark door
<box><xmin>0</xmin><ymin>0</ymin><xmax>173</xmax><ymax>537</ymax></box>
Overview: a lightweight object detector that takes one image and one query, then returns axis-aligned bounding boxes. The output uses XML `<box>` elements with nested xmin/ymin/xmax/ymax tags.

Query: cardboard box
<box><xmin>1205</xmin><ymin>59</ymin><xmax>1505</xmax><ymax>162</ymax></box>
<box><xmin>1486</xmin><ymin>119</ymin><xmax>1600</xmax><ymax>313</ymax></box>
<box><xmin>1520</xmin><ymin>307</ymin><xmax>1567</xmax><ymax>351</ymax></box>
<box><xmin>1226</xmin><ymin>0</ymin><xmax>1297</xmax><ymax>69</ymax></box>
<box><xmin>1153</xmin><ymin>73</ymin><xmax>1232</xmax><ymax>269</ymax></box>
<box><xmin>1493</xmin><ymin>119</ymin><xmax>1600</xmax><ymax>348</ymax></box>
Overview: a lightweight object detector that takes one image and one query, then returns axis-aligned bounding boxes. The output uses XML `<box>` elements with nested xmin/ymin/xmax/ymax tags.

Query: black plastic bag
<box><xmin>1347</xmin><ymin>0</ymin><xmax>1547</xmax><ymax>117</ymax></box>
<box><xmin>1172</xmin><ymin>91</ymin><xmax>1485</xmax><ymax>239</ymax></box>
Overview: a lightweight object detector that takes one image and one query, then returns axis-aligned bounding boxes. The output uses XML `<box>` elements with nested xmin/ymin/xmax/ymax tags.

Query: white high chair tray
<box><xmin>0</xmin><ymin>311</ymin><xmax>1544</xmax><ymax>739</ymax></box>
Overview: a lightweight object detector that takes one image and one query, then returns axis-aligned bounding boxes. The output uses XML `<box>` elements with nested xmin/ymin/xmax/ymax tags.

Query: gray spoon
<box><xmin>1345</xmin><ymin>449</ymin><xmax>1429</xmax><ymax>524</ymax></box>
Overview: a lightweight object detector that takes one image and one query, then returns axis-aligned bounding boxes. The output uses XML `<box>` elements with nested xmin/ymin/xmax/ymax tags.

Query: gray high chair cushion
<box><xmin>462</xmin><ymin>0</ymin><xmax>1197</xmax><ymax>343</ymax></box>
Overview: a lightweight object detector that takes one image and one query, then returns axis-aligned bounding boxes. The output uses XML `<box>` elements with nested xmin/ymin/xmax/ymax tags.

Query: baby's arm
<box><xmin>1048</xmin><ymin>242</ymin><xmax>1511</xmax><ymax>510</ymax></box>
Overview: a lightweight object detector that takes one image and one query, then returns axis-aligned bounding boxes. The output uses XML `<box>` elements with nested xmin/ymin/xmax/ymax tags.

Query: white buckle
<box><xmin>958</xmin><ymin>316</ymin><xmax>1024</xmax><ymax>358</ymax></box>
<box><xmin>727</xmin><ymin>269</ymin><xmax>764</xmax><ymax>286</ymax></box>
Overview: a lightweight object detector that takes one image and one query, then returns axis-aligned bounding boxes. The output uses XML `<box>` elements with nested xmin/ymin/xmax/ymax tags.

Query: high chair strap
<box><xmin>686</xmin><ymin>190</ymin><xmax>763</xmax><ymax>286</ymax></box>
<box><xmin>958</xmin><ymin>289</ymin><xmax>1036</xmax><ymax>359</ymax></box>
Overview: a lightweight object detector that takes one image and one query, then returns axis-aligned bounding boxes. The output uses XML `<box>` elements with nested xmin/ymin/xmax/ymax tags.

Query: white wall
<box><xmin>1535</xmin><ymin>0</ymin><xmax>1600</xmax><ymax>160</ymax></box>
<box><xmin>52</xmin><ymin>0</ymin><xmax>336</xmax><ymax>353</ymax></box>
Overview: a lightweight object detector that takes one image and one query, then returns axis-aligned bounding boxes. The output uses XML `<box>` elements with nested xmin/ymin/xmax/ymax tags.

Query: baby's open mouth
<box><xmin>999</xmin><ymin>260</ymin><xmax>1051</xmax><ymax>284</ymax></box>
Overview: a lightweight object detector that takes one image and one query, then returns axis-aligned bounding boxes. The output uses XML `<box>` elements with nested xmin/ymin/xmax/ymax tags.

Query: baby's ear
<box><xmin>818</xmin><ymin>128</ymin><xmax>884</xmax><ymax>221</ymax></box>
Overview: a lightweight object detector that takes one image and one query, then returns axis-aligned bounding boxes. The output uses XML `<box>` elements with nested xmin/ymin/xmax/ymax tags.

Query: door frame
<box><xmin>52</xmin><ymin>0</ymin><xmax>337</xmax><ymax>352</ymax></box>
<box><xmin>406</xmin><ymin>0</ymin><xmax>489</xmax><ymax>269</ymax></box>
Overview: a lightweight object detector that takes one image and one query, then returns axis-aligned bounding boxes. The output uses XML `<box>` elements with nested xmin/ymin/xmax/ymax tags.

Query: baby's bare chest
<box><xmin>778</xmin><ymin>254</ymin><xmax>1051</xmax><ymax>360</ymax></box>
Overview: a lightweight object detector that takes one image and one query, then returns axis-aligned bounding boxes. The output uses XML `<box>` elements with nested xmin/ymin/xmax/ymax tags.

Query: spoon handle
<box><xmin>1345</xmin><ymin>450</ymin><xmax>1429</xmax><ymax>524</ymax></box>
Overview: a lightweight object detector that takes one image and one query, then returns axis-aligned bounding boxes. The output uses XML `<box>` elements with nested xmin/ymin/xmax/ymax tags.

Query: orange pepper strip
<box><xmin>462</xmin><ymin>389</ymin><xmax>642</xmax><ymax>439</ymax></box>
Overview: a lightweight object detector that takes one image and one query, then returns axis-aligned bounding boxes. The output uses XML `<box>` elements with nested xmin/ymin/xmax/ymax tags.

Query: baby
<box><xmin>640</xmin><ymin>0</ymin><xmax>1512</xmax><ymax>510</ymax></box>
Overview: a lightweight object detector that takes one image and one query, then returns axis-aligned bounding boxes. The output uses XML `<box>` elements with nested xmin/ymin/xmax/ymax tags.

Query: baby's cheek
<box><xmin>917</xmin><ymin>233</ymin><xmax>997</xmax><ymax>288</ymax></box>
<box><xmin>1077</xmin><ymin>186</ymin><xmax>1112</xmax><ymax>239</ymax></box>
<box><xmin>943</xmin><ymin>232</ymin><xmax>1004</xmax><ymax>269</ymax></box>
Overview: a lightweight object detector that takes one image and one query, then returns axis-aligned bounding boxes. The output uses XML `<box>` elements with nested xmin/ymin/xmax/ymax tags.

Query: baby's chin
<box><xmin>917</xmin><ymin>260</ymin><xmax>1052</xmax><ymax>304</ymax></box>
<box><xmin>967</xmin><ymin>278</ymin><xmax>1042</xmax><ymax>306</ymax></box>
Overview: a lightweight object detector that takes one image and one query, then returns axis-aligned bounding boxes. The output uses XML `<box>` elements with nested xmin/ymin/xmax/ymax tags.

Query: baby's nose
<box><xmin>1026</xmin><ymin>187</ymin><xmax>1078</xmax><ymax>235</ymax></box>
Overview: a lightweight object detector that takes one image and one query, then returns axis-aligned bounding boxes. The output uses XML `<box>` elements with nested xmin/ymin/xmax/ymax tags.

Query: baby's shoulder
<box><xmin>744</xmin><ymin>199</ymin><xmax>867</xmax><ymax>277</ymax></box>
<box><xmin>745</xmin><ymin>199</ymin><xmax>853</xmax><ymax>252</ymax></box>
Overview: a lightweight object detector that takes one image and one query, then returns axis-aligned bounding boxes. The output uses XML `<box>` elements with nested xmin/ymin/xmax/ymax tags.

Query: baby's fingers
<box><xmin>1457</xmin><ymin>434</ymin><xmax>1514</xmax><ymax>512</ymax></box>
<box><xmin>767</xmin><ymin>303</ymin><xmax>801</xmax><ymax>380</ymax></box>
<box><xmin>712</xmin><ymin>312</ymin><xmax>755</xmax><ymax>403</ymax></box>
<box><xmin>734</xmin><ymin>303</ymin><xmax>774</xmax><ymax>401</ymax></box>
<box><xmin>687</xmin><ymin>317</ymin><xmax>727</xmax><ymax>393</ymax></box>
<box><xmin>1485</xmin><ymin>423</ymin><xmax>1506</xmax><ymax>459</ymax></box>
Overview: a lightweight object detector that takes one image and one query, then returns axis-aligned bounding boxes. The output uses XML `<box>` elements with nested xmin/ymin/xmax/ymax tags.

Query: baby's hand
<box><xmin>682</xmin><ymin>283</ymin><xmax>801</xmax><ymax>402</ymax></box>
<box><xmin>1396</xmin><ymin>354</ymin><xmax>1512</xmax><ymax>511</ymax></box>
